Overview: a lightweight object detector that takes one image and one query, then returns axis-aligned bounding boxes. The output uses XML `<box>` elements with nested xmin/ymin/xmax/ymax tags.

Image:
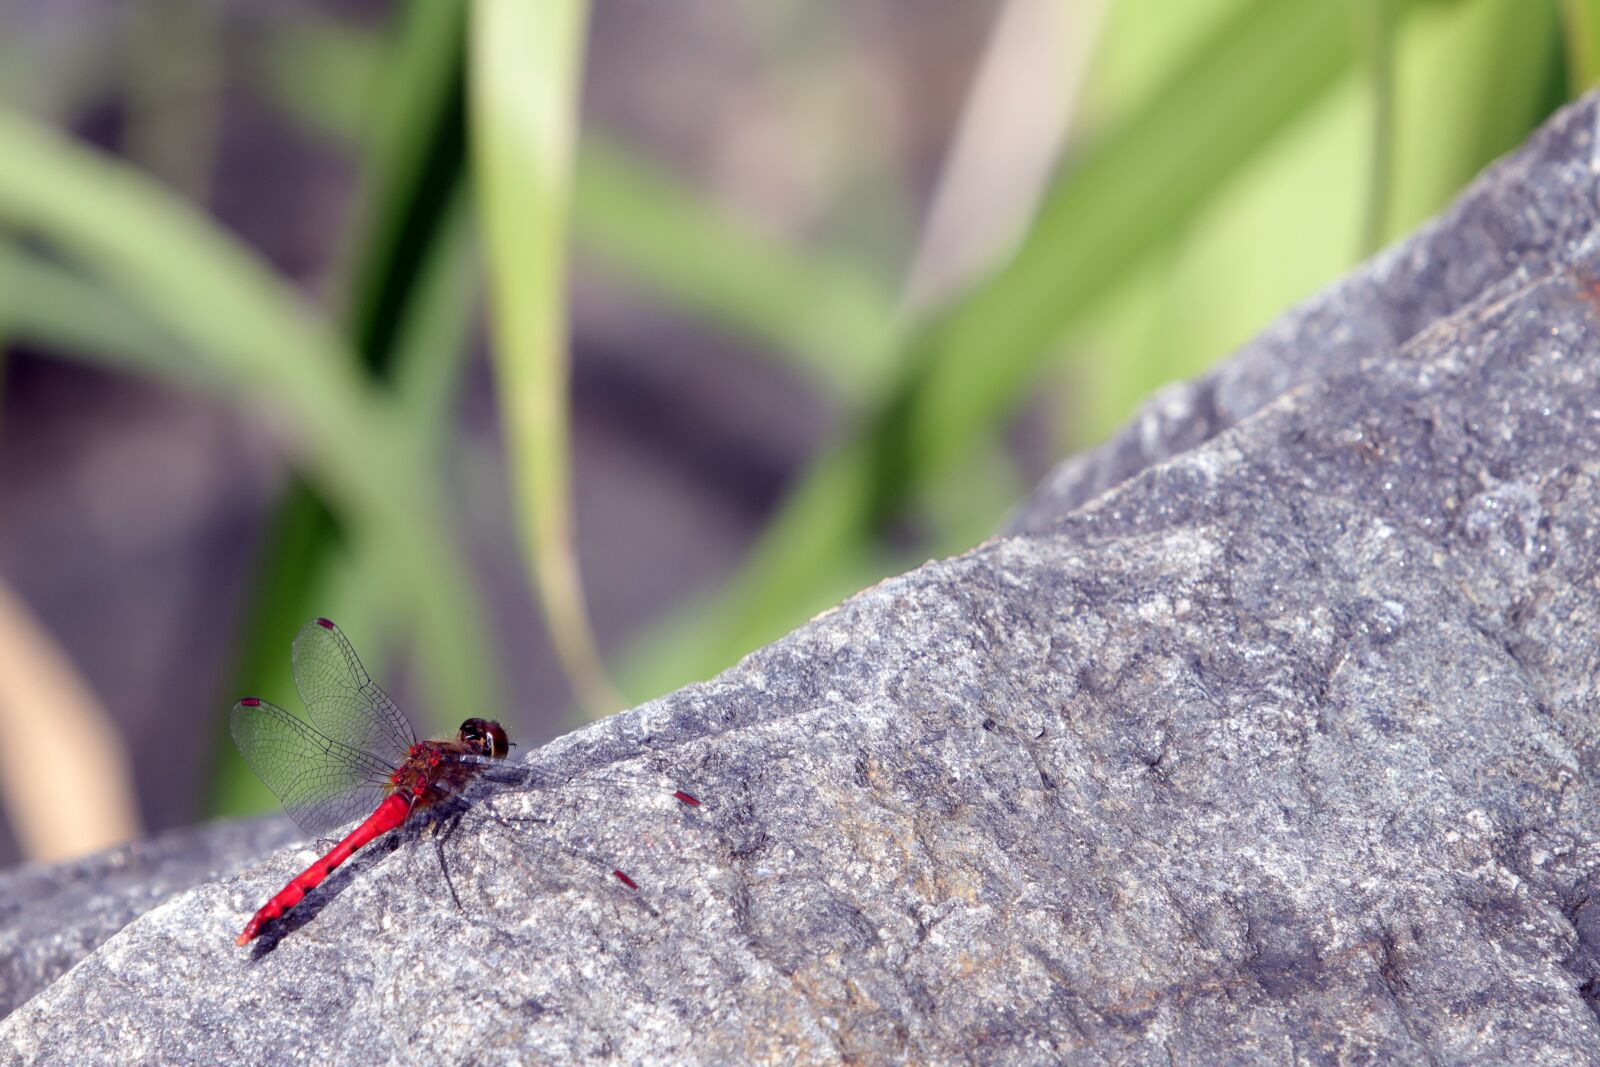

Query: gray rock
<box><xmin>0</xmin><ymin>817</ymin><xmax>299</xmax><ymax>1017</ymax></box>
<box><xmin>10</xmin><ymin>92</ymin><xmax>1600</xmax><ymax>1067</ymax></box>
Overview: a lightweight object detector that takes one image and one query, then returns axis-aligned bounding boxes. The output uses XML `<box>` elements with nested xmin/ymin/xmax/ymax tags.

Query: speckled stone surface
<box><xmin>0</xmin><ymin>816</ymin><xmax>298</xmax><ymax>1017</ymax></box>
<box><xmin>10</xmin><ymin>93</ymin><xmax>1600</xmax><ymax>1067</ymax></box>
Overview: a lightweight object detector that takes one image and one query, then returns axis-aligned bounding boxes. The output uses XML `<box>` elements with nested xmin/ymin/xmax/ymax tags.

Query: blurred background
<box><xmin>0</xmin><ymin>0</ymin><xmax>1587</xmax><ymax>867</ymax></box>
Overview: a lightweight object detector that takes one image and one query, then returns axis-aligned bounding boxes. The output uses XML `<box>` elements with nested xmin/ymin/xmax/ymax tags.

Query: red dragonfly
<box><xmin>230</xmin><ymin>617</ymin><xmax>698</xmax><ymax>946</ymax></box>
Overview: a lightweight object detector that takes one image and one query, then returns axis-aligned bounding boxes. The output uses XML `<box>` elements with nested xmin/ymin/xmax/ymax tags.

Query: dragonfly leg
<box><xmin>462</xmin><ymin>797</ymin><xmax>664</xmax><ymax>919</ymax></box>
<box><xmin>477</xmin><ymin>792</ymin><xmax>557</xmax><ymax>829</ymax></box>
<box><xmin>427</xmin><ymin>804</ymin><xmax>473</xmax><ymax>918</ymax></box>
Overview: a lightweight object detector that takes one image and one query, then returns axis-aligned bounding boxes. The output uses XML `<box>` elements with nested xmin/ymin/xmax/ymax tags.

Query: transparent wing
<box><xmin>290</xmin><ymin>617</ymin><xmax>417</xmax><ymax>764</ymax></box>
<box><xmin>231</xmin><ymin>698</ymin><xmax>398</xmax><ymax>838</ymax></box>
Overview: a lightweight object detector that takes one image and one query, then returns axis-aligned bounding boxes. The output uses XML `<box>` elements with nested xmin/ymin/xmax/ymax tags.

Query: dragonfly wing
<box><xmin>290</xmin><ymin>617</ymin><xmax>418</xmax><ymax>763</ymax></box>
<box><xmin>231</xmin><ymin>698</ymin><xmax>397</xmax><ymax>838</ymax></box>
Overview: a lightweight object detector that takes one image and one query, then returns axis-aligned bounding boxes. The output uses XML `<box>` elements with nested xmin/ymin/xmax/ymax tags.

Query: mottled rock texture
<box><xmin>0</xmin><ymin>818</ymin><xmax>298</xmax><ymax>1017</ymax></box>
<box><xmin>10</xmin><ymin>91</ymin><xmax>1600</xmax><ymax>1067</ymax></box>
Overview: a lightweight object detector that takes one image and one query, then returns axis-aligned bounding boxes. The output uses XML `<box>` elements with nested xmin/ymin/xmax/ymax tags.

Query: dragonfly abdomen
<box><xmin>235</xmin><ymin>792</ymin><xmax>414</xmax><ymax>945</ymax></box>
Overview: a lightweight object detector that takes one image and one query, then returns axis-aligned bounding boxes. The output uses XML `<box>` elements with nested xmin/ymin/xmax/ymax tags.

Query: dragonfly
<box><xmin>230</xmin><ymin>617</ymin><xmax>699</xmax><ymax>946</ymax></box>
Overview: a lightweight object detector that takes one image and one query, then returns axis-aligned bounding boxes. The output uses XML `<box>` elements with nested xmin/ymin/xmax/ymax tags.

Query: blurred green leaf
<box><xmin>0</xmin><ymin>112</ymin><xmax>373</xmax><ymax>460</ymax></box>
<box><xmin>0</xmin><ymin>244</ymin><xmax>187</xmax><ymax>375</ymax></box>
<box><xmin>1359</xmin><ymin>0</ymin><xmax>1397</xmax><ymax>256</ymax></box>
<box><xmin>622</xmin><ymin>0</ymin><xmax>1448</xmax><ymax>698</ymax></box>
<box><xmin>391</xmin><ymin>185</ymin><xmax>480</xmax><ymax>444</ymax></box>
<box><xmin>0</xmin><ymin>110</ymin><xmax>499</xmax><ymax>816</ymax></box>
<box><xmin>621</xmin><ymin>444</ymin><xmax>884</xmax><ymax>701</ymax></box>
<box><xmin>1561</xmin><ymin>0</ymin><xmax>1600</xmax><ymax>93</ymax></box>
<box><xmin>215</xmin><ymin>0</ymin><xmax>487</xmax><ymax>817</ymax></box>
<box><xmin>251</xmin><ymin>12</ymin><xmax>896</xmax><ymax>406</ymax></box>
<box><xmin>1077</xmin><ymin>0</ymin><xmax>1248</xmax><ymax>131</ymax></box>
<box><xmin>887</xmin><ymin>0</ymin><xmax>1432</xmax><ymax>483</ymax></box>
<box><xmin>1386</xmin><ymin>0</ymin><xmax>1560</xmax><ymax>236</ymax></box>
<box><xmin>339</xmin><ymin>0</ymin><xmax>471</xmax><ymax>363</ymax></box>
<box><xmin>1073</xmin><ymin>90</ymin><xmax>1365</xmax><ymax>447</ymax></box>
<box><xmin>1069</xmin><ymin>0</ymin><xmax>1560</xmax><ymax>456</ymax></box>
<box><xmin>472</xmin><ymin>0</ymin><xmax>622</xmax><ymax>719</ymax></box>
<box><xmin>575</xmin><ymin>137</ymin><xmax>897</xmax><ymax>404</ymax></box>
<box><xmin>253</xmin><ymin>7</ymin><xmax>385</xmax><ymax>144</ymax></box>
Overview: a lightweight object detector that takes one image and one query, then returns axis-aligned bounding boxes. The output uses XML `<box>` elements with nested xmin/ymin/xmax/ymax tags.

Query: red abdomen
<box><xmin>235</xmin><ymin>792</ymin><xmax>414</xmax><ymax>945</ymax></box>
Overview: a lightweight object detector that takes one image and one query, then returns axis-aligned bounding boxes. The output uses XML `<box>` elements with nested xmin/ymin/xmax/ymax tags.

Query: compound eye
<box><xmin>459</xmin><ymin>718</ymin><xmax>510</xmax><ymax>758</ymax></box>
<box><xmin>459</xmin><ymin>718</ymin><xmax>488</xmax><ymax>750</ymax></box>
<box><xmin>484</xmin><ymin>722</ymin><xmax>510</xmax><ymax>759</ymax></box>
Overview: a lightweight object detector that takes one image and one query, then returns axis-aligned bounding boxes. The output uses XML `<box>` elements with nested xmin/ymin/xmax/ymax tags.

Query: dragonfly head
<box><xmin>458</xmin><ymin>717</ymin><xmax>510</xmax><ymax>759</ymax></box>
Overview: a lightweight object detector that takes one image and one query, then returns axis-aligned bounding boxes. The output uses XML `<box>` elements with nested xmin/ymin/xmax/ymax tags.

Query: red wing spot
<box><xmin>240</xmin><ymin>697</ymin><xmax>261</xmax><ymax>707</ymax></box>
<box><xmin>672</xmin><ymin>790</ymin><xmax>700</xmax><ymax>807</ymax></box>
<box><xmin>315</xmin><ymin>617</ymin><xmax>336</xmax><ymax>630</ymax></box>
<box><xmin>612</xmin><ymin>869</ymin><xmax>639</xmax><ymax>890</ymax></box>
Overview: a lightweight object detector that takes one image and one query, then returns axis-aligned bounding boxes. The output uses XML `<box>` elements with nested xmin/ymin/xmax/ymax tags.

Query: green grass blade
<box><xmin>0</xmin><ymin>244</ymin><xmax>186</xmax><ymax>374</ymax></box>
<box><xmin>574</xmin><ymin>137</ymin><xmax>897</xmax><ymax>403</ymax></box>
<box><xmin>1562</xmin><ymin>0</ymin><xmax>1600</xmax><ymax>92</ymax></box>
<box><xmin>225</xmin><ymin>0</ymin><xmax>478</xmax><ymax>732</ymax></box>
<box><xmin>1359</xmin><ymin>0</ymin><xmax>1397</xmax><ymax>255</ymax></box>
<box><xmin>0</xmin><ymin>110</ymin><xmax>375</xmax><ymax>469</ymax></box>
<box><xmin>0</xmin><ymin>110</ymin><xmax>500</xmax><ymax>817</ymax></box>
<box><xmin>215</xmin><ymin>0</ymin><xmax>489</xmax><ymax>816</ymax></box>
<box><xmin>250</xmin><ymin>11</ymin><xmax>896</xmax><ymax>407</ymax></box>
<box><xmin>392</xmin><ymin>185</ymin><xmax>479</xmax><ymax>444</ymax></box>
<box><xmin>471</xmin><ymin>0</ymin><xmax>622</xmax><ymax>718</ymax></box>
<box><xmin>885</xmin><ymin>0</ymin><xmax>1418</xmax><ymax>485</ymax></box>
<box><xmin>621</xmin><ymin>0</ymin><xmax>1439</xmax><ymax>698</ymax></box>
<box><xmin>252</xmin><ymin>6</ymin><xmax>385</xmax><ymax>146</ymax></box>
<box><xmin>1386</xmin><ymin>0</ymin><xmax>1559</xmax><ymax>236</ymax></box>
<box><xmin>339</xmin><ymin>0</ymin><xmax>471</xmax><ymax>366</ymax></box>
